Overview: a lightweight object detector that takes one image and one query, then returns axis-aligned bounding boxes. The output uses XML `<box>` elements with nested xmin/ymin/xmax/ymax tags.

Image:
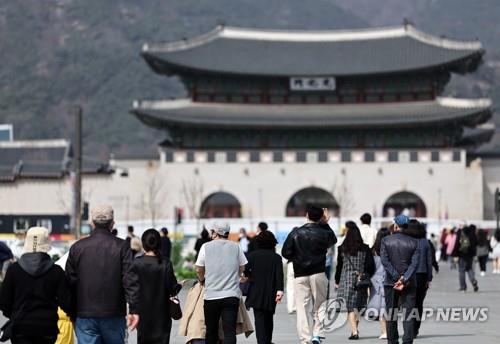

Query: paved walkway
<box><xmin>1</xmin><ymin>263</ymin><xmax>497</xmax><ymax>343</ymax></box>
<box><xmin>131</xmin><ymin>264</ymin><xmax>499</xmax><ymax>344</ymax></box>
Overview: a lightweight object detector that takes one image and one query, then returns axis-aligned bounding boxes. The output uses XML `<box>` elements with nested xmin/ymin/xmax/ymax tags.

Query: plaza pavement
<box><xmin>129</xmin><ymin>264</ymin><xmax>499</xmax><ymax>344</ymax></box>
<box><xmin>1</xmin><ymin>263</ymin><xmax>497</xmax><ymax>343</ymax></box>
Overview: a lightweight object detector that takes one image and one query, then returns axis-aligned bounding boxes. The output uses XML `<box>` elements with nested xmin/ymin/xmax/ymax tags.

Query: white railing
<box><xmin>114</xmin><ymin>216</ymin><xmax>499</xmax><ymax>242</ymax></box>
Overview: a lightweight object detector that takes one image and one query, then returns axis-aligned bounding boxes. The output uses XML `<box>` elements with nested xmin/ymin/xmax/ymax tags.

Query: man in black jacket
<box><xmin>66</xmin><ymin>205</ymin><xmax>140</xmax><ymax>344</ymax></box>
<box><xmin>452</xmin><ymin>225</ymin><xmax>479</xmax><ymax>292</ymax></box>
<box><xmin>282</xmin><ymin>206</ymin><xmax>337</xmax><ymax>344</ymax></box>
<box><xmin>381</xmin><ymin>215</ymin><xmax>420</xmax><ymax>344</ymax></box>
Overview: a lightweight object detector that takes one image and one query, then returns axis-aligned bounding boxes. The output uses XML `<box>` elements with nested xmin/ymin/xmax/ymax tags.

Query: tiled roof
<box><xmin>131</xmin><ymin>97</ymin><xmax>492</xmax><ymax>129</ymax></box>
<box><xmin>143</xmin><ymin>25</ymin><xmax>483</xmax><ymax>77</ymax></box>
<box><xmin>0</xmin><ymin>140</ymin><xmax>112</xmax><ymax>182</ymax></box>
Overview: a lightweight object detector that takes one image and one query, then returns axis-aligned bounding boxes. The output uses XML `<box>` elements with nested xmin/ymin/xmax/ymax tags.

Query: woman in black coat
<box><xmin>244</xmin><ymin>231</ymin><xmax>284</xmax><ymax>344</ymax></box>
<box><xmin>0</xmin><ymin>227</ymin><xmax>72</xmax><ymax>344</ymax></box>
<box><xmin>132</xmin><ymin>229</ymin><xmax>180</xmax><ymax>344</ymax></box>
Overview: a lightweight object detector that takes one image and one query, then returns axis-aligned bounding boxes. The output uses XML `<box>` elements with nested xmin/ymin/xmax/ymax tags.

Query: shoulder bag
<box><xmin>345</xmin><ymin>254</ymin><xmax>372</xmax><ymax>290</ymax></box>
<box><xmin>167</xmin><ymin>263</ymin><xmax>183</xmax><ymax>320</ymax></box>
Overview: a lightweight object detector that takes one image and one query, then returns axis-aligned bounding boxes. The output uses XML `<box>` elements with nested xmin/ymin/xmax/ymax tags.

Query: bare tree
<box><xmin>181</xmin><ymin>177</ymin><xmax>204</xmax><ymax>232</ymax></box>
<box><xmin>145</xmin><ymin>173</ymin><xmax>166</xmax><ymax>228</ymax></box>
<box><xmin>332</xmin><ymin>175</ymin><xmax>356</xmax><ymax>227</ymax></box>
<box><xmin>56</xmin><ymin>181</ymin><xmax>72</xmax><ymax>214</ymax></box>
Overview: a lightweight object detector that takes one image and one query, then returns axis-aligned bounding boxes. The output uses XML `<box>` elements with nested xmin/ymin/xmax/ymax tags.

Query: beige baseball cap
<box><xmin>91</xmin><ymin>205</ymin><xmax>114</xmax><ymax>223</ymax></box>
<box><xmin>23</xmin><ymin>227</ymin><xmax>51</xmax><ymax>253</ymax></box>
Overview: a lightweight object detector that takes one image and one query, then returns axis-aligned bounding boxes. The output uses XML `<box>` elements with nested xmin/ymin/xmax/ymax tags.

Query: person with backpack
<box><xmin>452</xmin><ymin>225</ymin><xmax>478</xmax><ymax>292</ymax></box>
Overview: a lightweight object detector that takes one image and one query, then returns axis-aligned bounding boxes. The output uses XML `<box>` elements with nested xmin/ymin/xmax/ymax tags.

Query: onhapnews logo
<box><xmin>319</xmin><ymin>298</ymin><xmax>489</xmax><ymax>333</ymax></box>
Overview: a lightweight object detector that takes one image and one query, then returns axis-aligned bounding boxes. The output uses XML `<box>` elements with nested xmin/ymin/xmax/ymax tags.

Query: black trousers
<box><xmin>11</xmin><ymin>336</ymin><xmax>57</xmax><ymax>344</ymax></box>
<box><xmin>204</xmin><ymin>297</ymin><xmax>239</xmax><ymax>344</ymax></box>
<box><xmin>414</xmin><ymin>273</ymin><xmax>428</xmax><ymax>336</ymax></box>
<box><xmin>385</xmin><ymin>283</ymin><xmax>417</xmax><ymax>344</ymax></box>
<box><xmin>478</xmin><ymin>255</ymin><xmax>488</xmax><ymax>272</ymax></box>
<box><xmin>254</xmin><ymin>309</ymin><xmax>274</xmax><ymax>344</ymax></box>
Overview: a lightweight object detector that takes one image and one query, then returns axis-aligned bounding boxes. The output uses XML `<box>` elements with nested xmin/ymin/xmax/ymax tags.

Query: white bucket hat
<box><xmin>212</xmin><ymin>222</ymin><xmax>230</xmax><ymax>236</ymax></box>
<box><xmin>23</xmin><ymin>227</ymin><xmax>51</xmax><ymax>253</ymax></box>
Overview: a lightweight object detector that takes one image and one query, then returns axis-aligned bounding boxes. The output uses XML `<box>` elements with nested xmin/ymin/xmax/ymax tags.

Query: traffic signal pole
<box><xmin>73</xmin><ymin>106</ymin><xmax>82</xmax><ymax>240</ymax></box>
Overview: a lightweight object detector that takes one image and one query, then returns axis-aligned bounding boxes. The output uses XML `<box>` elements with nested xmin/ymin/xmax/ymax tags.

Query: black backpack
<box><xmin>458</xmin><ymin>232</ymin><xmax>471</xmax><ymax>254</ymax></box>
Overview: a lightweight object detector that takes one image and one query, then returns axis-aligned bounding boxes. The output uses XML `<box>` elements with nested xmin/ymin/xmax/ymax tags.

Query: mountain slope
<box><xmin>0</xmin><ymin>0</ymin><xmax>365</xmax><ymax>155</ymax></box>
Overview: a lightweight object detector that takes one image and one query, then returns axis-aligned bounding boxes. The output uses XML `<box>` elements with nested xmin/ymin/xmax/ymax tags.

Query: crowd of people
<box><xmin>439</xmin><ymin>225</ymin><xmax>500</xmax><ymax>279</ymax></box>
<box><xmin>1</xmin><ymin>204</ymin><xmax>499</xmax><ymax>344</ymax></box>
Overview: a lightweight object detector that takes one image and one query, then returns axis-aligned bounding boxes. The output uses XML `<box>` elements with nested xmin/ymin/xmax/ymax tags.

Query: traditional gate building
<box><xmin>1</xmin><ymin>24</ymin><xmax>499</xmax><ymax>234</ymax></box>
<box><xmin>130</xmin><ymin>24</ymin><xmax>494</xmax><ymax>220</ymax></box>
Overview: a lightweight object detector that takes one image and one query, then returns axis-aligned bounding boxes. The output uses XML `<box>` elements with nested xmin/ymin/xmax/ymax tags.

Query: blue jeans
<box><xmin>76</xmin><ymin>317</ymin><xmax>126</xmax><ymax>344</ymax></box>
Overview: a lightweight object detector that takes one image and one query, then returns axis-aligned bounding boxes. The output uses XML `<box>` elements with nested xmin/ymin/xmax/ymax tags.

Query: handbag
<box><xmin>169</xmin><ymin>296</ymin><xmax>182</xmax><ymax>320</ymax></box>
<box><xmin>345</xmin><ymin>254</ymin><xmax>372</xmax><ymax>290</ymax></box>
<box><xmin>167</xmin><ymin>265</ymin><xmax>183</xmax><ymax>320</ymax></box>
<box><xmin>239</xmin><ymin>280</ymin><xmax>251</xmax><ymax>296</ymax></box>
<box><xmin>0</xmin><ymin>319</ymin><xmax>13</xmax><ymax>342</ymax></box>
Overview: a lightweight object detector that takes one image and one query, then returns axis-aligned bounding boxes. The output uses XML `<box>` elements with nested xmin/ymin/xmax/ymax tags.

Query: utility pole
<box><xmin>72</xmin><ymin>106</ymin><xmax>83</xmax><ymax>240</ymax></box>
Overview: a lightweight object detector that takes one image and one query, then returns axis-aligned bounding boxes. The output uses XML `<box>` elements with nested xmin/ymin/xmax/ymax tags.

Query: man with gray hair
<box><xmin>66</xmin><ymin>205</ymin><xmax>139</xmax><ymax>344</ymax></box>
<box><xmin>195</xmin><ymin>223</ymin><xmax>248</xmax><ymax>344</ymax></box>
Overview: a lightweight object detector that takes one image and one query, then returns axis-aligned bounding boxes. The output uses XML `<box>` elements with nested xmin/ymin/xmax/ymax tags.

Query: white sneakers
<box><xmin>379</xmin><ymin>333</ymin><xmax>387</xmax><ymax>340</ymax></box>
<box><xmin>480</xmin><ymin>271</ymin><xmax>486</xmax><ymax>277</ymax></box>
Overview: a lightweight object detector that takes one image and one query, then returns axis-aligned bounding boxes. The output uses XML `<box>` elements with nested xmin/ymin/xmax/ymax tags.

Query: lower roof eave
<box><xmin>131</xmin><ymin>98</ymin><xmax>492</xmax><ymax>130</ymax></box>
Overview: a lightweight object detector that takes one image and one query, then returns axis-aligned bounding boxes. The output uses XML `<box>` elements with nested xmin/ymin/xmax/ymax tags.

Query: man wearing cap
<box><xmin>66</xmin><ymin>205</ymin><xmax>139</xmax><ymax>344</ymax></box>
<box><xmin>380</xmin><ymin>215</ymin><xmax>420</xmax><ymax>344</ymax></box>
<box><xmin>195</xmin><ymin>223</ymin><xmax>248</xmax><ymax>344</ymax></box>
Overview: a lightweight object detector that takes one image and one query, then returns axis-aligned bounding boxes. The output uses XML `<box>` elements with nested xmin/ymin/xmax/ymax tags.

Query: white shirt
<box><xmin>239</xmin><ymin>236</ymin><xmax>249</xmax><ymax>253</ymax></box>
<box><xmin>196</xmin><ymin>240</ymin><xmax>248</xmax><ymax>300</ymax></box>
<box><xmin>360</xmin><ymin>224</ymin><xmax>377</xmax><ymax>248</ymax></box>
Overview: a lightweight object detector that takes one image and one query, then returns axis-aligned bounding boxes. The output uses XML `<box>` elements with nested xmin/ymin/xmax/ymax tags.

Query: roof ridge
<box><xmin>405</xmin><ymin>25</ymin><xmax>482</xmax><ymax>51</ymax></box>
<box><xmin>144</xmin><ymin>24</ymin><xmax>481</xmax><ymax>52</ymax></box>
<box><xmin>438</xmin><ymin>97</ymin><xmax>491</xmax><ymax>108</ymax></box>
<box><xmin>0</xmin><ymin>139</ymin><xmax>69</xmax><ymax>149</ymax></box>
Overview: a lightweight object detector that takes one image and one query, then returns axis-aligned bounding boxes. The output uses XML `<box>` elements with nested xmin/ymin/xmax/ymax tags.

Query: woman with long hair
<box><xmin>490</xmin><ymin>229</ymin><xmax>500</xmax><ymax>274</ymax></box>
<box><xmin>476</xmin><ymin>229</ymin><xmax>491</xmax><ymax>276</ymax></box>
<box><xmin>132</xmin><ymin>229</ymin><xmax>180</xmax><ymax>344</ymax></box>
<box><xmin>335</xmin><ymin>221</ymin><xmax>375</xmax><ymax>340</ymax></box>
<box><xmin>367</xmin><ymin>228</ymin><xmax>391</xmax><ymax>339</ymax></box>
<box><xmin>244</xmin><ymin>230</ymin><xmax>284</xmax><ymax>344</ymax></box>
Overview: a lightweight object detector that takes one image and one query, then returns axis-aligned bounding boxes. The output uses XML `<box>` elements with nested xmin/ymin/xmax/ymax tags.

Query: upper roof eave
<box><xmin>141</xmin><ymin>24</ymin><xmax>484</xmax><ymax>77</ymax></box>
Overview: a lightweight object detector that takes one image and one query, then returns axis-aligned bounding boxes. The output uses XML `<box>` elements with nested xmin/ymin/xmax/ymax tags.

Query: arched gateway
<box><xmin>286</xmin><ymin>187</ymin><xmax>339</xmax><ymax>217</ymax></box>
<box><xmin>200</xmin><ymin>192</ymin><xmax>242</xmax><ymax>218</ymax></box>
<box><xmin>383</xmin><ymin>191</ymin><xmax>427</xmax><ymax>218</ymax></box>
